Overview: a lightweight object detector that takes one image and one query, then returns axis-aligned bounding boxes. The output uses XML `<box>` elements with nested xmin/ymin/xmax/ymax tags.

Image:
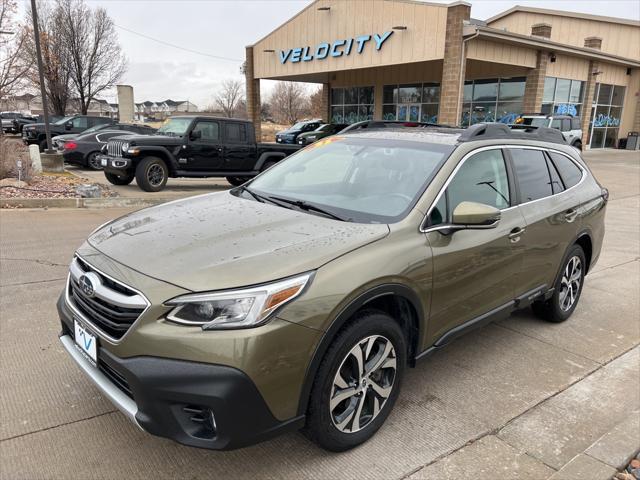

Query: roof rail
<box><xmin>457</xmin><ymin>122</ymin><xmax>566</xmax><ymax>145</ymax></box>
<box><xmin>339</xmin><ymin>120</ymin><xmax>456</xmax><ymax>133</ymax></box>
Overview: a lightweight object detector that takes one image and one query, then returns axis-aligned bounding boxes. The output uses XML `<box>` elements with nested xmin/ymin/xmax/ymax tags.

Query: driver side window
<box><xmin>428</xmin><ymin>149</ymin><xmax>510</xmax><ymax>226</ymax></box>
<box><xmin>192</xmin><ymin>121</ymin><xmax>219</xmax><ymax>141</ymax></box>
<box><xmin>72</xmin><ymin>117</ymin><xmax>88</xmax><ymax>129</ymax></box>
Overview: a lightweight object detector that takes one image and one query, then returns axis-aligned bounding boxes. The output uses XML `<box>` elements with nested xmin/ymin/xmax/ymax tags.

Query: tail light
<box><xmin>64</xmin><ymin>141</ymin><xmax>77</xmax><ymax>150</ymax></box>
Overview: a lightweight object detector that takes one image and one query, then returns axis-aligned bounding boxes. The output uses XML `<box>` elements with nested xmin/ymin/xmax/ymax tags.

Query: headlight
<box><xmin>165</xmin><ymin>272</ymin><xmax>312</xmax><ymax>330</ymax></box>
<box><xmin>121</xmin><ymin>142</ymin><xmax>129</xmax><ymax>152</ymax></box>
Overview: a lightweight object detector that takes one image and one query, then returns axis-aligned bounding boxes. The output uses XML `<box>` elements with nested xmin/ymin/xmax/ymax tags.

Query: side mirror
<box><xmin>189</xmin><ymin>129</ymin><xmax>201</xmax><ymax>140</ymax></box>
<box><xmin>452</xmin><ymin>201</ymin><xmax>501</xmax><ymax>228</ymax></box>
<box><xmin>65</xmin><ymin>122</ymin><xmax>72</xmax><ymax>130</ymax></box>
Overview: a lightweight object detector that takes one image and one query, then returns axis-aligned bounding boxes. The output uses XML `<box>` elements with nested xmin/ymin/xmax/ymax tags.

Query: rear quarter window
<box><xmin>548</xmin><ymin>152</ymin><xmax>583</xmax><ymax>188</ymax></box>
<box><xmin>510</xmin><ymin>149</ymin><xmax>553</xmax><ymax>202</ymax></box>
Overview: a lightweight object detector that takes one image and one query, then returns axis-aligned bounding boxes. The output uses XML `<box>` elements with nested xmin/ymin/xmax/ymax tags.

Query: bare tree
<box><xmin>214</xmin><ymin>79</ymin><xmax>243</xmax><ymax>117</ymax></box>
<box><xmin>308</xmin><ymin>87</ymin><xmax>325</xmax><ymax>120</ymax></box>
<box><xmin>0</xmin><ymin>0</ymin><xmax>29</xmax><ymax>101</ymax></box>
<box><xmin>269</xmin><ymin>81</ymin><xmax>309</xmax><ymax>124</ymax></box>
<box><xmin>21</xmin><ymin>1</ymin><xmax>72</xmax><ymax>115</ymax></box>
<box><xmin>57</xmin><ymin>0</ymin><xmax>126</xmax><ymax>114</ymax></box>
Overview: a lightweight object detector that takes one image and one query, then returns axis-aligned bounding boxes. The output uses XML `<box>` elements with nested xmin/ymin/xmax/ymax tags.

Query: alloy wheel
<box><xmin>330</xmin><ymin>335</ymin><xmax>397</xmax><ymax>433</ymax></box>
<box><xmin>88</xmin><ymin>153</ymin><xmax>102</xmax><ymax>170</ymax></box>
<box><xmin>147</xmin><ymin>164</ymin><xmax>165</xmax><ymax>187</ymax></box>
<box><xmin>559</xmin><ymin>255</ymin><xmax>582</xmax><ymax>311</ymax></box>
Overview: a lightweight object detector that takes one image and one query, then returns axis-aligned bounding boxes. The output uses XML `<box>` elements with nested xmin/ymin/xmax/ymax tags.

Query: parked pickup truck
<box><xmin>101</xmin><ymin>116</ymin><xmax>301</xmax><ymax>192</ymax></box>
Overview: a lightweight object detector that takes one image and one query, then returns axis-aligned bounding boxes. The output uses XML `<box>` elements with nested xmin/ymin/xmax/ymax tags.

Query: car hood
<box><xmin>88</xmin><ymin>191</ymin><xmax>389</xmax><ymax>291</ymax></box>
<box><xmin>117</xmin><ymin>134</ymin><xmax>182</xmax><ymax>145</ymax></box>
<box><xmin>276</xmin><ymin>129</ymin><xmax>300</xmax><ymax>136</ymax></box>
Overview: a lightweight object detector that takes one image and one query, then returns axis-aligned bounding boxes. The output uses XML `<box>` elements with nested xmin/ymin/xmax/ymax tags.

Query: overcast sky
<box><xmin>18</xmin><ymin>0</ymin><xmax>640</xmax><ymax>108</ymax></box>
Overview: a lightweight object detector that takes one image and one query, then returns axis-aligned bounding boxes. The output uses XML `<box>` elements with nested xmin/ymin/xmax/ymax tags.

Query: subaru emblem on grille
<box><xmin>79</xmin><ymin>274</ymin><xmax>96</xmax><ymax>297</ymax></box>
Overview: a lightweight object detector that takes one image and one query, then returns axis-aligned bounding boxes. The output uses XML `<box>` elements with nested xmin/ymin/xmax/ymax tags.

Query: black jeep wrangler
<box><xmin>101</xmin><ymin>116</ymin><xmax>302</xmax><ymax>192</ymax></box>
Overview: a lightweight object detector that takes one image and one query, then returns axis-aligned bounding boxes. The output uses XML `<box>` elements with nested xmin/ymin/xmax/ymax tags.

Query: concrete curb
<box><xmin>1</xmin><ymin>196</ymin><xmax>177</xmax><ymax>209</ymax></box>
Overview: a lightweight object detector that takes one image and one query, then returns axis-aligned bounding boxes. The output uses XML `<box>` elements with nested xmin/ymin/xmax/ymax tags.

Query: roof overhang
<box><xmin>466</xmin><ymin>25</ymin><xmax>640</xmax><ymax>68</ymax></box>
<box><xmin>485</xmin><ymin>6</ymin><xmax>640</xmax><ymax>28</ymax></box>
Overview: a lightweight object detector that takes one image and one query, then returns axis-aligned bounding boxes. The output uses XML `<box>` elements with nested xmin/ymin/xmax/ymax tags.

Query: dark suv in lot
<box><xmin>275</xmin><ymin>119</ymin><xmax>322</xmax><ymax>144</ymax></box>
<box><xmin>59</xmin><ymin>123</ymin><xmax>606</xmax><ymax>452</ymax></box>
<box><xmin>101</xmin><ymin>116</ymin><xmax>300</xmax><ymax>191</ymax></box>
<box><xmin>22</xmin><ymin>115</ymin><xmax>114</xmax><ymax>151</ymax></box>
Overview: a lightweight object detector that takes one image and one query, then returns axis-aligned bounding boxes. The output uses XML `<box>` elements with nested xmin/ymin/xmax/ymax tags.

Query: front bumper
<box><xmin>101</xmin><ymin>154</ymin><xmax>133</xmax><ymax>174</ymax></box>
<box><xmin>57</xmin><ymin>288</ymin><xmax>306</xmax><ymax>450</ymax></box>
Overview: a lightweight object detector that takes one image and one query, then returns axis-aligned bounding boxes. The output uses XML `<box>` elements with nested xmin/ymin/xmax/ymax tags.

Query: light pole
<box><xmin>30</xmin><ymin>0</ymin><xmax>54</xmax><ymax>153</ymax></box>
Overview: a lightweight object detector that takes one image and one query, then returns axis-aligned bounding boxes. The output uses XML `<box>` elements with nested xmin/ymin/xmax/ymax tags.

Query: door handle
<box><xmin>564</xmin><ymin>209</ymin><xmax>578</xmax><ymax>223</ymax></box>
<box><xmin>508</xmin><ymin>227</ymin><xmax>526</xmax><ymax>242</ymax></box>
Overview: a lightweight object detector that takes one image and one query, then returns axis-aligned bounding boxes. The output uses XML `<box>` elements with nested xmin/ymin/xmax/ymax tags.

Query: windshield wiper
<box><xmin>236</xmin><ymin>185</ymin><xmax>266</xmax><ymax>203</ymax></box>
<box><xmin>266</xmin><ymin>196</ymin><xmax>350</xmax><ymax>222</ymax></box>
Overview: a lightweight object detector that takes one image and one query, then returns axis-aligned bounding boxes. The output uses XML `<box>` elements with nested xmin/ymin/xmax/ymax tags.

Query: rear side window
<box><xmin>225</xmin><ymin>123</ymin><xmax>247</xmax><ymax>142</ymax></box>
<box><xmin>510</xmin><ymin>149</ymin><xmax>553</xmax><ymax>202</ymax></box>
<box><xmin>546</xmin><ymin>157</ymin><xmax>564</xmax><ymax>194</ymax></box>
<box><xmin>548</xmin><ymin>152</ymin><xmax>583</xmax><ymax>188</ymax></box>
<box><xmin>447</xmin><ymin>149</ymin><xmax>511</xmax><ymax>213</ymax></box>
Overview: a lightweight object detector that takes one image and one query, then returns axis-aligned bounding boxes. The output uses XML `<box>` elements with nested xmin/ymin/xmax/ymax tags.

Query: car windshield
<box><xmin>291</xmin><ymin>122</ymin><xmax>307</xmax><ymax>130</ymax></box>
<box><xmin>316</xmin><ymin>124</ymin><xmax>332</xmax><ymax>132</ymax></box>
<box><xmin>53</xmin><ymin>116</ymin><xmax>74</xmax><ymax>126</ymax></box>
<box><xmin>520</xmin><ymin>117</ymin><xmax>549</xmax><ymax>127</ymax></box>
<box><xmin>247</xmin><ymin>136</ymin><xmax>454</xmax><ymax>224</ymax></box>
<box><xmin>157</xmin><ymin>117</ymin><xmax>192</xmax><ymax>136</ymax></box>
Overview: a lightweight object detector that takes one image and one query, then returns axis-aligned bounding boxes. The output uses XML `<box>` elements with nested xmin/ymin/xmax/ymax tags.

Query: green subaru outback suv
<box><xmin>58</xmin><ymin>123</ymin><xmax>607</xmax><ymax>452</ymax></box>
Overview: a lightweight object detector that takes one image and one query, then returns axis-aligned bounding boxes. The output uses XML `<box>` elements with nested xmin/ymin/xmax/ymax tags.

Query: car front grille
<box><xmin>67</xmin><ymin>256</ymin><xmax>148</xmax><ymax>340</ymax></box>
<box><xmin>107</xmin><ymin>140</ymin><xmax>124</xmax><ymax>157</ymax></box>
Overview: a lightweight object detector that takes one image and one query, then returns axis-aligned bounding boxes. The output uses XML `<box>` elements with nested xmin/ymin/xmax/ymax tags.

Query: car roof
<box><xmin>339</xmin><ymin>127</ymin><xmax>463</xmax><ymax>145</ymax></box>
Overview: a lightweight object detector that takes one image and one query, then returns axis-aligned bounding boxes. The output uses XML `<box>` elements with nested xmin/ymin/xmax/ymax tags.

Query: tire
<box><xmin>532</xmin><ymin>244</ymin><xmax>586</xmax><ymax>323</ymax></box>
<box><xmin>104</xmin><ymin>172</ymin><xmax>134</xmax><ymax>186</ymax></box>
<box><xmin>86</xmin><ymin>152</ymin><xmax>103</xmax><ymax>170</ymax></box>
<box><xmin>135</xmin><ymin>156</ymin><xmax>168</xmax><ymax>192</ymax></box>
<box><xmin>261</xmin><ymin>160</ymin><xmax>278</xmax><ymax>172</ymax></box>
<box><xmin>226</xmin><ymin>176</ymin><xmax>245</xmax><ymax>187</ymax></box>
<box><xmin>303</xmin><ymin>310</ymin><xmax>406</xmax><ymax>451</ymax></box>
<box><xmin>39</xmin><ymin>139</ymin><xmax>47</xmax><ymax>152</ymax></box>
<box><xmin>573</xmin><ymin>141</ymin><xmax>583</xmax><ymax>151</ymax></box>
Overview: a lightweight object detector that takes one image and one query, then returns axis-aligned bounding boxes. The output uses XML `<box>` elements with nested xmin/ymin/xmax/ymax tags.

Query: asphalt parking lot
<box><xmin>0</xmin><ymin>149</ymin><xmax>638</xmax><ymax>479</ymax></box>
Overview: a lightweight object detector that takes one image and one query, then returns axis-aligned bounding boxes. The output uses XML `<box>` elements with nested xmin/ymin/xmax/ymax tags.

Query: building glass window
<box><xmin>330</xmin><ymin>86</ymin><xmax>374</xmax><ymax>124</ymax></box>
<box><xmin>383</xmin><ymin>82</ymin><xmax>440</xmax><ymax>123</ymax></box>
<box><xmin>540</xmin><ymin>77</ymin><xmax>585</xmax><ymax>117</ymax></box>
<box><xmin>460</xmin><ymin>77</ymin><xmax>526</xmax><ymax>126</ymax></box>
<box><xmin>589</xmin><ymin>82</ymin><xmax>625</xmax><ymax>149</ymax></box>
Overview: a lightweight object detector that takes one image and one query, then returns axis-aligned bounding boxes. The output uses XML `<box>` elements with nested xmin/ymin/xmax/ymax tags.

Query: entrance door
<box><xmin>397</xmin><ymin>104</ymin><xmax>421</xmax><ymax>122</ymax></box>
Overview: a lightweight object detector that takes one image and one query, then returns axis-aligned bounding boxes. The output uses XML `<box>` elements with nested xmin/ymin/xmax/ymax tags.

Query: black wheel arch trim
<box><xmin>552</xmin><ymin>229</ymin><xmax>593</xmax><ymax>291</ymax></box>
<box><xmin>134</xmin><ymin>147</ymin><xmax>180</xmax><ymax>173</ymax></box>
<box><xmin>296</xmin><ymin>283</ymin><xmax>424</xmax><ymax>417</ymax></box>
<box><xmin>255</xmin><ymin>152</ymin><xmax>286</xmax><ymax>171</ymax></box>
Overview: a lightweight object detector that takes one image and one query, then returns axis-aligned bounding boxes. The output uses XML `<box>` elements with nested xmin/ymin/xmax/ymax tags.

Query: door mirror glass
<box><xmin>452</xmin><ymin>201</ymin><xmax>501</xmax><ymax>227</ymax></box>
<box><xmin>65</xmin><ymin>122</ymin><xmax>72</xmax><ymax>130</ymax></box>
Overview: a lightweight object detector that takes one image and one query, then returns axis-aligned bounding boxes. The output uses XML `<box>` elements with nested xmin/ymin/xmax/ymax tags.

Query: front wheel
<box><xmin>135</xmin><ymin>156</ymin><xmax>168</xmax><ymax>192</ymax></box>
<box><xmin>104</xmin><ymin>172</ymin><xmax>134</xmax><ymax>185</ymax></box>
<box><xmin>573</xmin><ymin>140</ymin><xmax>583</xmax><ymax>151</ymax></box>
<box><xmin>303</xmin><ymin>310</ymin><xmax>406</xmax><ymax>451</ymax></box>
<box><xmin>86</xmin><ymin>152</ymin><xmax>103</xmax><ymax>170</ymax></box>
<box><xmin>532</xmin><ymin>244</ymin><xmax>586</xmax><ymax>322</ymax></box>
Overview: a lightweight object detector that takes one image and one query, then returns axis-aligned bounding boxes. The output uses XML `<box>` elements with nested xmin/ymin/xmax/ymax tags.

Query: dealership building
<box><xmin>245</xmin><ymin>0</ymin><xmax>640</xmax><ymax>149</ymax></box>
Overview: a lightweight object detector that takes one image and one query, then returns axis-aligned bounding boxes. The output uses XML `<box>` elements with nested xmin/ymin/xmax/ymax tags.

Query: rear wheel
<box><xmin>135</xmin><ymin>156</ymin><xmax>168</xmax><ymax>192</ymax></box>
<box><xmin>39</xmin><ymin>139</ymin><xmax>47</xmax><ymax>152</ymax></box>
<box><xmin>226</xmin><ymin>176</ymin><xmax>248</xmax><ymax>187</ymax></box>
<box><xmin>104</xmin><ymin>172</ymin><xmax>134</xmax><ymax>185</ymax></box>
<box><xmin>86</xmin><ymin>152</ymin><xmax>102</xmax><ymax>170</ymax></box>
<box><xmin>261</xmin><ymin>160</ymin><xmax>277</xmax><ymax>172</ymax></box>
<box><xmin>303</xmin><ymin>310</ymin><xmax>406</xmax><ymax>451</ymax></box>
<box><xmin>532</xmin><ymin>244</ymin><xmax>586</xmax><ymax>323</ymax></box>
